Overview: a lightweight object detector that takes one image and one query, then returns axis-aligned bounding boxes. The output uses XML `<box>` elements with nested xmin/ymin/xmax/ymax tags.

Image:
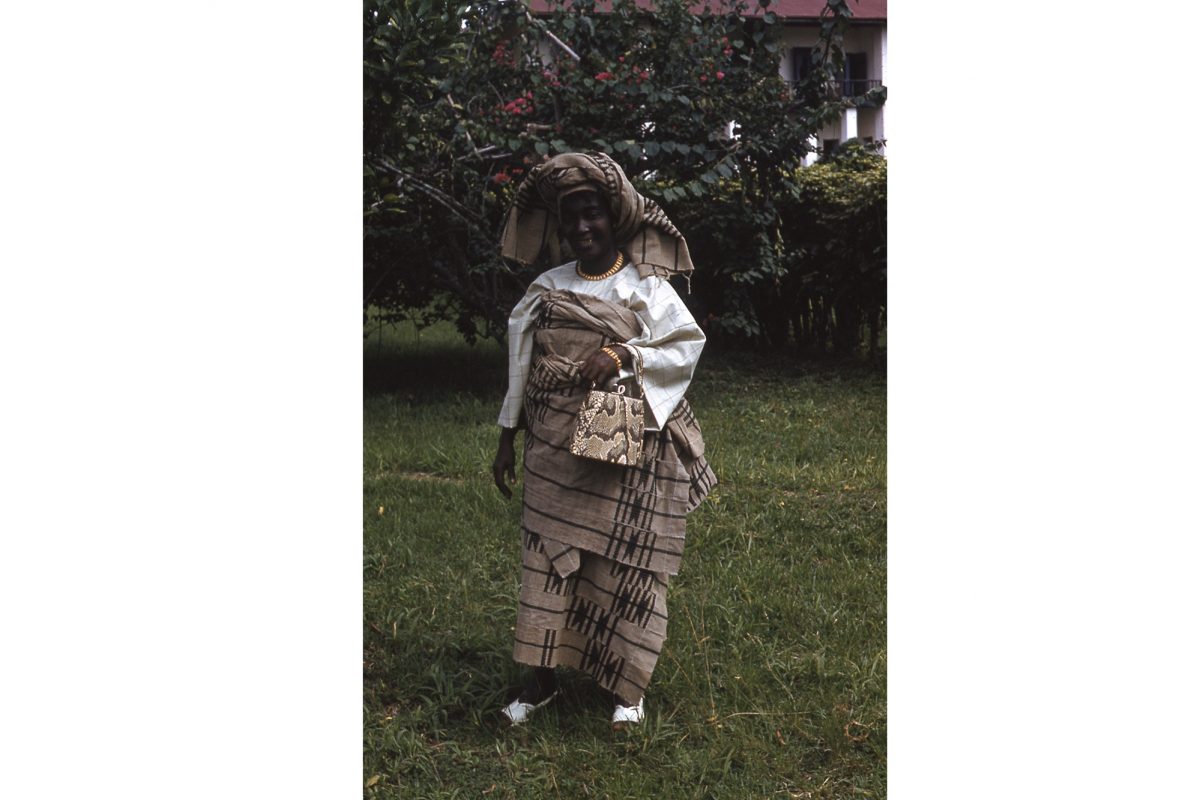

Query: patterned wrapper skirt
<box><xmin>514</xmin><ymin>530</ymin><xmax>670</xmax><ymax>704</ymax></box>
<box><xmin>511</xmin><ymin>304</ymin><xmax>715</xmax><ymax>701</ymax></box>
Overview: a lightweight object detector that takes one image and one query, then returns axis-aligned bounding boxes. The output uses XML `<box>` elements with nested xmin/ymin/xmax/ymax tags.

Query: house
<box><xmin>768</xmin><ymin>0</ymin><xmax>887</xmax><ymax>162</ymax></box>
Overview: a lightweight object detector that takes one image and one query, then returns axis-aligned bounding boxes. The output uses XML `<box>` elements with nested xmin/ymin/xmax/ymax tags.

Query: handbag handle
<box><xmin>617</xmin><ymin>342</ymin><xmax>644</xmax><ymax>394</ymax></box>
<box><xmin>583</xmin><ymin>343</ymin><xmax>644</xmax><ymax>394</ymax></box>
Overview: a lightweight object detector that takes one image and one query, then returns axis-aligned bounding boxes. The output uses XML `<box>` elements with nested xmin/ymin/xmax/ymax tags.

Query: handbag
<box><xmin>570</xmin><ymin>355</ymin><xmax>645</xmax><ymax>466</ymax></box>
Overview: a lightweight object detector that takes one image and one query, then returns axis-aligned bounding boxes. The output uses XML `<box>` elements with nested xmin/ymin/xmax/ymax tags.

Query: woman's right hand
<box><xmin>579</xmin><ymin>343</ymin><xmax>629</xmax><ymax>387</ymax></box>
<box><xmin>493</xmin><ymin>428</ymin><xmax>518</xmax><ymax>499</ymax></box>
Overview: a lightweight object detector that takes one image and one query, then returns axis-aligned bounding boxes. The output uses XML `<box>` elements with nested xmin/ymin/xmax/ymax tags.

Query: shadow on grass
<box><xmin>363</xmin><ymin>622</ymin><xmax>615</xmax><ymax>733</ymax></box>
<box><xmin>365</xmin><ymin>341</ymin><xmax>884</xmax><ymax>404</ymax></box>
<box><xmin>699</xmin><ymin>342</ymin><xmax>886</xmax><ymax>383</ymax></box>
<box><xmin>363</xmin><ymin>624</ymin><xmax>509</xmax><ymax>709</ymax></box>
<box><xmin>364</xmin><ymin>343</ymin><xmax>508</xmax><ymax>400</ymax></box>
<box><xmin>364</xmin><ymin>316</ymin><xmax>884</xmax><ymax>403</ymax></box>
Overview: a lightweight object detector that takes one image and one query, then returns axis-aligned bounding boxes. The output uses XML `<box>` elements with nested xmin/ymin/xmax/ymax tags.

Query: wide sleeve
<box><xmin>622</xmin><ymin>276</ymin><xmax>706</xmax><ymax>430</ymax></box>
<box><xmin>496</xmin><ymin>272</ymin><xmax>555</xmax><ymax>428</ymax></box>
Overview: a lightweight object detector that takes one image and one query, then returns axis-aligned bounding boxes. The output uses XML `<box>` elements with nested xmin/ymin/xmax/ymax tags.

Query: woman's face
<box><xmin>559</xmin><ymin>190</ymin><xmax>615</xmax><ymax>264</ymax></box>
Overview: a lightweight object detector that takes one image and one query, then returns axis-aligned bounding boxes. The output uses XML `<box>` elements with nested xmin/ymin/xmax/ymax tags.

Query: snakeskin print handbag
<box><xmin>570</xmin><ymin>359</ymin><xmax>645</xmax><ymax>466</ymax></box>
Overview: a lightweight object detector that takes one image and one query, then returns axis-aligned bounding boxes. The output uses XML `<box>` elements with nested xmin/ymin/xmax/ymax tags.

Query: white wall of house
<box><xmin>879</xmin><ymin>27</ymin><xmax>887</xmax><ymax>87</ymax></box>
<box><xmin>779</xmin><ymin>26</ymin><xmax>886</xmax><ymax>82</ymax></box>
<box><xmin>779</xmin><ymin>23</ymin><xmax>887</xmax><ymax>159</ymax></box>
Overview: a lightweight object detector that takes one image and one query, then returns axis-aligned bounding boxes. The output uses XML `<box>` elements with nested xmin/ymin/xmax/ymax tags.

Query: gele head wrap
<box><xmin>500</xmin><ymin>151</ymin><xmax>694</xmax><ymax>285</ymax></box>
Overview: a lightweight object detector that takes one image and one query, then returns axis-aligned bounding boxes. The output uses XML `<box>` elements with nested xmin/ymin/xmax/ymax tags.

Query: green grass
<box><xmin>364</xmin><ymin>319</ymin><xmax>886</xmax><ymax>799</ymax></box>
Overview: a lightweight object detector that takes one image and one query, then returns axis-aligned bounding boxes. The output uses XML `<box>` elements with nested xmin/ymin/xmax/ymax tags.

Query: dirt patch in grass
<box><xmin>369</xmin><ymin>470</ymin><xmax>466</xmax><ymax>485</ymax></box>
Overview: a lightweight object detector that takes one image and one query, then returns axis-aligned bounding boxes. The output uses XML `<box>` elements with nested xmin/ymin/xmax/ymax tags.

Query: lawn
<box><xmin>364</xmin><ymin>318</ymin><xmax>886</xmax><ymax>799</ymax></box>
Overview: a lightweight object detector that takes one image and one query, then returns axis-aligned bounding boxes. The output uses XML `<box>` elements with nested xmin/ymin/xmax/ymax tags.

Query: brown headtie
<box><xmin>499</xmin><ymin>151</ymin><xmax>695</xmax><ymax>285</ymax></box>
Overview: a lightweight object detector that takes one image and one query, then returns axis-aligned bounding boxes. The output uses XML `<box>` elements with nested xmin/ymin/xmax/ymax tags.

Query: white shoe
<box><xmin>500</xmin><ymin>690</ymin><xmax>558</xmax><ymax>726</ymax></box>
<box><xmin>611</xmin><ymin>697</ymin><xmax>644</xmax><ymax>729</ymax></box>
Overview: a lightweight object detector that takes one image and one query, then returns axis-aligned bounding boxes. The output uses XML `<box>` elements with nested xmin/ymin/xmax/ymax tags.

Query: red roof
<box><xmin>526</xmin><ymin>1</ymin><xmax>886</xmax><ymax>21</ymax></box>
<box><xmin>745</xmin><ymin>0</ymin><xmax>885</xmax><ymax>19</ymax></box>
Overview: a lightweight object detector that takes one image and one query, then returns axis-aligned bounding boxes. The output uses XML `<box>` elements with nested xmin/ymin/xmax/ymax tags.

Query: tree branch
<box><xmin>524</xmin><ymin>10</ymin><xmax>580</xmax><ymax>61</ymax></box>
<box><xmin>371</xmin><ymin>160</ymin><xmax>492</xmax><ymax>238</ymax></box>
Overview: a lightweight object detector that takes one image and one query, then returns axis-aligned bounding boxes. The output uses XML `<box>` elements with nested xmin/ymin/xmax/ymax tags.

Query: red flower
<box><xmin>640</xmin><ymin>70</ymin><xmax>649</xmax><ymax>80</ymax></box>
<box><xmin>492</xmin><ymin>172</ymin><xmax>511</xmax><ymax>185</ymax></box>
<box><xmin>502</xmin><ymin>96</ymin><xmax>534</xmax><ymax>115</ymax></box>
<box><xmin>716</xmin><ymin>71</ymin><xmax>725</xmax><ymax>80</ymax></box>
<box><xmin>618</xmin><ymin>56</ymin><xmax>625</xmax><ymax>63</ymax></box>
<box><xmin>491</xmin><ymin>40</ymin><xmax>513</xmax><ymax>66</ymax></box>
<box><xmin>594</xmin><ymin>71</ymin><xmax>613</xmax><ymax>81</ymax></box>
<box><xmin>700</xmin><ymin>74</ymin><xmax>708</xmax><ymax>82</ymax></box>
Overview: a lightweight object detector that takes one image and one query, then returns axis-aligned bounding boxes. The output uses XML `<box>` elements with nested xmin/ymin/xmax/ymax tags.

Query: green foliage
<box><xmin>364</xmin><ymin>0</ymin><xmax>511</xmax><ymax>342</ymax></box>
<box><xmin>363</xmin><ymin>323</ymin><xmax>886</xmax><ymax>797</ymax></box>
<box><xmin>363</xmin><ymin>0</ymin><xmax>884</xmax><ymax>350</ymax></box>
<box><xmin>772</xmin><ymin>142</ymin><xmax>887</xmax><ymax>354</ymax></box>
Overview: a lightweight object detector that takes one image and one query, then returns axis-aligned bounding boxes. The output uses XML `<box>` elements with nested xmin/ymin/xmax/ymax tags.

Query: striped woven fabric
<box><xmin>521</xmin><ymin>294</ymin><xmax>714</xmax><ymax>578</ymax></box>
<box><xmin>512</xmin><ymin>290</ymin><xmax>715</xmax><ymax>699</ymax></box>
<box><xmin>514</xmin><ymin>529</ymin><xmax>670</xmax><ymax>704</ymax></box>
<box><xmin>499</xmin><ymin>151</ymin><xmax>694</xmax><ymax>285</ymax></box>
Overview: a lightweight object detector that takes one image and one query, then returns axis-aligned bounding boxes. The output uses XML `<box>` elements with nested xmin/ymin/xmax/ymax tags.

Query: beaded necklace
<box><xmin>576</xmin><ymin>251</ymin><xmax>625</xmax><ymax>281</ymax></box>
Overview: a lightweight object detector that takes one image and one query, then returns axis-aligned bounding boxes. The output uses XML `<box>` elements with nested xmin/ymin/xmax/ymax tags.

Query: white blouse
<box><xmin>497</xmin><ymin>262</ymin><xmax>706</xmax><ymax>431</ymax></box>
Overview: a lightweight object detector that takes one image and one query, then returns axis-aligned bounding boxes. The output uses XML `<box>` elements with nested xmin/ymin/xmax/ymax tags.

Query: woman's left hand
<box><xmin>579</xmin><ymin>344</ymin><xmax>629</xmax><ymax>387</ymax></box>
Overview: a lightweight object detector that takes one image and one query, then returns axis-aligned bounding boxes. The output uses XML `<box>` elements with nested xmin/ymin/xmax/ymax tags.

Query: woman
<box><xmin>492</xmin><ymin>152</ymin><xmax>716</xmax><ymax>729</ymax></box>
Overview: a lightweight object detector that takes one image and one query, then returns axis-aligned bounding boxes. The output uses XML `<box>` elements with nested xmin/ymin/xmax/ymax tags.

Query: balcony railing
<box><xmin>786</xmin><ymin>78</ymin><xmax>885</xmax><ymax>104</ymax></box>
<box><xmin>839</xmin><ymin>78</ymin><xmax>883</xmax><ymax>97</ymax></box>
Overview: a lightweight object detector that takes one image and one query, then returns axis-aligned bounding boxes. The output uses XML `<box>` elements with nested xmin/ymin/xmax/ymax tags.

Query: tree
<box><xmin>364</xmin><ymin>0</ymin><xmax>885</xmax><ymax>349</ymax></box>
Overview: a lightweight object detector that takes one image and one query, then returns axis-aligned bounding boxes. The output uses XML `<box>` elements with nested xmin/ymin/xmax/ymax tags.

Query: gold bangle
<box><xmin>601</xmin><ymin>346</ymin><xmax>623</xmax><ymax>371</ymax></box>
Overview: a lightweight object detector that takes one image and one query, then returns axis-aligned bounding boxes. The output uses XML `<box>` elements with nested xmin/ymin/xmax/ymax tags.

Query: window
<box><xmin>845</xmin><ymin>52</ymin><xmax>868</xmax><ymax>95</ymax></box>
<box><xmin>792</xmin><ymin>47</ymin><xmax>813</xmax><ymax>83</ymax></box>
<box><xmin>790</xmin><ymin>47</ymin><xmax>822</xmax><ymax>105</ymax></box>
